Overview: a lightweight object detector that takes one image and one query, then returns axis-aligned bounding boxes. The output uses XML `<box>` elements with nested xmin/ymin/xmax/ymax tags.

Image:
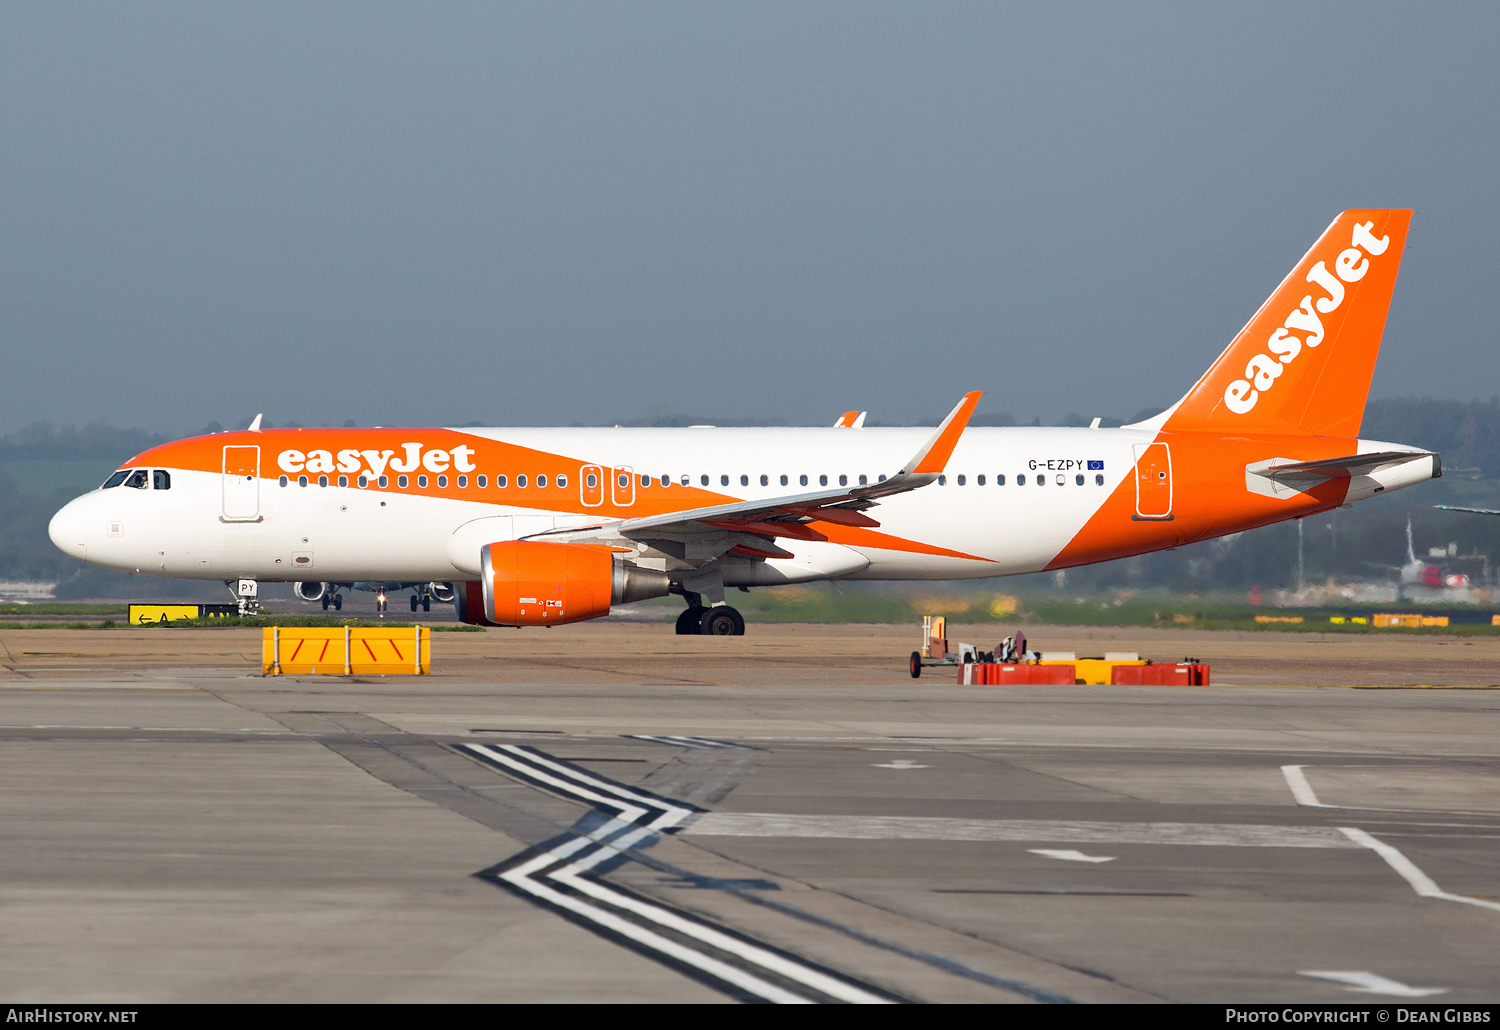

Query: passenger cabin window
<box><xmin>977</xmin><ymin>475</ymin><xmax>986</xmax><ymax>485</ymax></box>
<box><xmin>338</xmin><ymin>475</ymin><xmax>349</xmax><ymax>487</ymax></box>
<box><xmin>1017</xmin><ymin>474</ymin><xmax>1025</xmax><ymax>485</ymax></box>
<box><xmin>279</xmin><ymin>475</ymin><xmax>290</xmax><ymax>487</ymax></box>
<box><xmin>681</xmin><ymin>475</ymin><xmax>690</xmax><ymax>486</ymax></box>
<box><xmin>799</xmin><ymin>474</ymin><xmax>808</xmax><ymax>486</ymax></box>
<box><xmin>587</xmin><ymin>473</ymin><xmax>598</xmax><ymax>488</ymax></box>
<box><xmin>537</xmin><ymin>474</ymin><xmax>547</xmax><ymax>488</ymax></box>
<box><xmin>1095</xmin><ymin>474</ymin><xmax>1104</xmax><ymax>486</ymax></box>
<box><xmin>780</xmin><ymin>475</ymin><xmax>788</xmax><ymax>486</ymax></box>
<box><xmin>456</xmin><ymin>475</ymin><xmax>465</xmax><ymax>488</ymax></box>
<box><xmin>418</xmin><ymin>475</ymin><xmax>428</xmax><ymax>488</ymax></box>
<box><xmin>124</xmin><ymin>470</ymin><xmax>149</xmax><ymax>489</ymax></box>
<box><xmin>516</xmin><ymin>474</ymin><xmax>527</xmax><ymax>488</ymax></box>
<box><xmin>298</xmin><ymin>475</ymin><xmax>310</xmax><ymax>487</ymax></box>
<box><xmin>997</xmin><ymin>474</ymin><xmax>1005</xmax><ymax>485</ymax></box>
<box><xmin>477</xmin><ymin>475</ymin><xmax>487</xmax><ymax>488</ymax></box>
<box><xmin>937</xmin><ymin>475</ymin><xmax>947</xmax><ymax>486</ymax></box>
<box><xmin>740</xmin><ymin>475</ymin><xmax>749</xmax><ymax>487</ymax></box>
<box><xmin>760</xmin><ymin>474</ymin><xmax>769</xmax><ymax>486</ymax></box>
<box><xmin>641</xmin><ymin>474</ymin><xmax>650</xmax><ymax>487</ymax></box>
<box><xmin>700</xmin><ymin>475</ymin><xmax>709</xmax><ymax>486</ymax></box>
<box><xmin>437</xmin><ymin>474</ymin><xmax>448</xmax><ymax>488</ymax></box>
<box><xmin>819</xmin><ymin>474</ymin><xmax>827</xmax><ymax>486</ymax></box>
<box><xmin>839</xmin><ymin>474</ymin><xmax>847</xmax><ymax>486</ymax></box>
<box><xmin>858</xmin><ymin>474</ymin><xmax>867</xmax><ymax>486</ymax></box>
<box><xmin>152</xmin><ymin>470</ymin><xmax>171</xmax><ymax>490</ymax></box>
<box><xmin>358</xmin><ymin>475</ymin><xmax>369</xmax><ymax>488</ymax></box>
<box><xmin>720</xmin><ymin>474</ymin><xmax>729</xmax><ymax>486</ymax></box>
<box><xmin>496</xmin><ymin>475</ymin><xmax>507</xmax><ymax>487</ymax></box>
<box><xmin>378</xmin><ymin>475</ymin><xmax>389</xmax><ymax>488</ymax></box>
<box><xmin>956</xmin><ymin>475</ymin><xmax>966</xmax><ymax>486</ymax></box>
<box><xmin>1075</xmin><ymin>474</ymin><xmax>1084</xmax><ymax>486</ymax></box>
<box><xmin>557</xmin><ymin>474</ymin><xmax>567</xmax><ymax>488</ymax></box>
<box><xmin>660</xmin><ymin>474</ymin><xmax>670</xmax><ymax>487</ymax></box>
<box><xmin>397</xmin><ymin>475</ymin><xmax>408</xmax><ymax>488</ymax></box>
<box><xmin>318</xmin><ymin>475</ymin><xmax>329</xmax><ymax>487</ymax></box>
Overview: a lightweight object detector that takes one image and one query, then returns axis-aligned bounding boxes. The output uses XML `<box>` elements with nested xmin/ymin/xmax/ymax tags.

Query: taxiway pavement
<box><xmin>1</xmin><ymin>623</ymin><xmax>1497</xmax><ymax>1002</ymax></box>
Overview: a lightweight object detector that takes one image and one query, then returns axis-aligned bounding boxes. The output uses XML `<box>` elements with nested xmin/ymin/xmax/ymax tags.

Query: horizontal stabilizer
<box><xmin>1260</xmin><ymin>450</ymin><xmax>1435</xmax><ymax>479</ymax></box>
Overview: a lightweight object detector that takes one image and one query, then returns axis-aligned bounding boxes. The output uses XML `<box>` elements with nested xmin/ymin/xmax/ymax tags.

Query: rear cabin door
<box><xmin>1132</xmin><ymin>442</ymin><xmax>1173</xmax><ymax>520</ymax></box>
<box><xmin>222</xmin><ymin>446</ymin><xmax>261</xmax><ymax>521</ymax></box>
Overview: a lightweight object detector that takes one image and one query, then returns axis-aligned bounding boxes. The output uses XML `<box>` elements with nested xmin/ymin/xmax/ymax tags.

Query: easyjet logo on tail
<box><xmin>1223</xmin><ymin>221</ymin><xmax>1390</xmax><ymax>415</ymax></box>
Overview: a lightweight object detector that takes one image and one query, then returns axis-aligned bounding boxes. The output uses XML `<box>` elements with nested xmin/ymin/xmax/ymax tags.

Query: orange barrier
<box><xmin>1111</xmin><ymin>663</ymin><xmax>1210</xmax><ymax>685</ymax></box>
<box><xmin>959</xmin><ymin>663</ymin><xmax>1075</xmax><ymax>685</ymax></box>
<box><xmin>959</xmin><ymin>660</ymin><xmax>1209</xmax><ymax>686</ymax></box>
<box><xmin>262</xmin><ymin>626</ymin><xmax>430</xmax><ymax>676</ymax></box>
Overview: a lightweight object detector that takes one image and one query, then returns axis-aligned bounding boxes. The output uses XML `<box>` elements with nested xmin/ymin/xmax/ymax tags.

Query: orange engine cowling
<box><xmin>479</xmin><ymin>541</ymin><xmax>669</xmax><ymax>626</ymax></box>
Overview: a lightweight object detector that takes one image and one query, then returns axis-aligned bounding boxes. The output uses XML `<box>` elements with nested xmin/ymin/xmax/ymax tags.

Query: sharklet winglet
<box><xmin>903</xmin><ymin>392</ymin><xmax>982</xmax><ymax>475</ymax></box>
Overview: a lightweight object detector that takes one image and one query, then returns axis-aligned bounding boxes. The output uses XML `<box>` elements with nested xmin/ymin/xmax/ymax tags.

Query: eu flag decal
<box><xmin>1087</xmin><ymin>460</ymin><xmax>1104</xmax><ymax>471</ymax></box>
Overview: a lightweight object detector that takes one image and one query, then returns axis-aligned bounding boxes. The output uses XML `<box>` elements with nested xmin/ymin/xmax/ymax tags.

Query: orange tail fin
<box><xmin>1161</xmin><ymin>209</ymin><xmax>1411</xmax><ymax>438</ymax></box>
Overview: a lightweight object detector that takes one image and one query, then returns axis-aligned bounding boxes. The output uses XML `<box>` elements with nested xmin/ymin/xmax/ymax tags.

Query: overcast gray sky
<box><xmin>2</xmin><ymin>2</ymin><xmax>1496</xmax><ymax>435</ymax></box>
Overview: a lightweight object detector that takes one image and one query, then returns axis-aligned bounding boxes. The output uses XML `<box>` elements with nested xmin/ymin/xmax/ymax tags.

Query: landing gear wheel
<box><xmin>333</xmin><ymin>595</ymin><xmax>342</xmax><ymax>611</ymax></box>
<box><xmin>321</xmin><ymin>596</ymin><xmax>330</xmax><ymax>611</ymax></box>
<box><xmin>410</xmin><ymin>595</ymin><xmax>419</xmax><ymax>612</ymax></box>
<box><xmin>699</xmin><ymin>606</ymin><xmax>745</xmax><ymax>636</ymax></box>
<box><xmin>676</xmin><ymin>607</ymin><xmax>706</xmax><ymax>635</ymax></box>
<box><xmin>422</xmin><ymin>597</ymin><xmax>430</xmax><ymax>612</ymax></box>
<box><xmin>910</xmin><ymin>651</ymin><xmax>922</xmax><ymax>679</ymax></box>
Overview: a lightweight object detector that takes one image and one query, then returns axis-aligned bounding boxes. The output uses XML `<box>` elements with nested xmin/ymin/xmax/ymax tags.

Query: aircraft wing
<box><xmin>526</xmin><ymin>392</ymin><xmax>981</xmax><ymax>556</ymax></box>
<box><xmin>1260</xmin><ymin>450</ymin><xmax>1436</xmax><ymax>479</ymax></box>
<box><xmin>1434</xmin><ymin>505</ymin><xmax>1500</xmax><ymax>516</ymax></box>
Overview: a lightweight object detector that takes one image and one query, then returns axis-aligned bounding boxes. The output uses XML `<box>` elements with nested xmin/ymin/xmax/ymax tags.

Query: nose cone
<box><xmin>49</xmin><ymin>497</ymin><xmax>89</xmax><ymax>561</ymax></box>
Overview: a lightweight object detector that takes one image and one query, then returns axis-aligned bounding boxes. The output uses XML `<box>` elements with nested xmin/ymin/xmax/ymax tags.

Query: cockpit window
<box><xmin>152</xmin><ymin>470</ymin><xmax>171</xmax><ymax>490</ymax></box>
<box><xmin>102</xmin><ymin>470</ymin><xmax>130</xmax><ymax>489</ymax></box>
<box><xmin>124</xmin><ymin>470</ymin><xmax>149</xmax><ymax>489</ymax></box>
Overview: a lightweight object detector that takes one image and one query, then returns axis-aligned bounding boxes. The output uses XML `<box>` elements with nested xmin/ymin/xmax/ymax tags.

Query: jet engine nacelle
<box><xmin>476</xmin><ymin>541</ymin><xmax>670</xmax><ymax>626</ymax></box>
<box><xmin>427</xmin><ymin>581</ymin><xmax>456</xmax><ymax>604</ymax></box>
<box><xmin>294</xmin><ymin>581</ymin><xmax>328</xmax><ymax>602</ymax></box>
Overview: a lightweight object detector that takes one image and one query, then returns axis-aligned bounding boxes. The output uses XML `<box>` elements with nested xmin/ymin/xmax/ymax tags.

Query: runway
<box><xmin>2</xmin><ymin>623</ymin><xmax>1498</xmax><ymax>1002</ymax></box>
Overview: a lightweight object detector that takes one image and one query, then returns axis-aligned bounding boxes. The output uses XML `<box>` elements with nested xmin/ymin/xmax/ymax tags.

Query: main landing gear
<box><xmin>320</xmin><ymin>594</ymin><xmax>343</xmax><ymax>611</ymax></box>
<box><xmin>675</xmin><ymin>603</ymin><xmax>745</xmax><ymax>636</ymax></box>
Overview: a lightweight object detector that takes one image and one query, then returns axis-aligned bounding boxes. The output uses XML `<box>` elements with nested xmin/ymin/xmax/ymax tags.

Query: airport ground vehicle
<box><xmin>49</xmin><ymin>210</ymin><xmax>1438</xmax><ymax>634</ymax></box>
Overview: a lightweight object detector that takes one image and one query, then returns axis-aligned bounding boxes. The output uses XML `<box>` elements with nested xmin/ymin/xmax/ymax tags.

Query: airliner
<box><xmin>49</xmin><ymin>210</ymin><xmax>1439</xmax><ymax>635</ymax></box>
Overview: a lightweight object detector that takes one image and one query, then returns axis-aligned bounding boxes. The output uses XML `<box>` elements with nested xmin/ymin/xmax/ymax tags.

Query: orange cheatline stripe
<box><xmin>909</xmin><ymin>391</ymin><xmax>983</xmax><ymax>474</ymax></box>
<box><xmin>814</xmin><ymin>522</ymin><xmax>996</xmax><ymax>563</ymax></box>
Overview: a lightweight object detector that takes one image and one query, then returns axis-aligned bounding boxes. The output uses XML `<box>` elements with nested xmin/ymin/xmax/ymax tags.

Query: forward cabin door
<box><xmin>222</xmin><ymin>445</ymin><xmax>261</xmax><ymax>521</ymax></box>
<box><xmin>1132</xmin><ymin>442</ymin><xmax>1173</xmax><ymax>520</ymax></box>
